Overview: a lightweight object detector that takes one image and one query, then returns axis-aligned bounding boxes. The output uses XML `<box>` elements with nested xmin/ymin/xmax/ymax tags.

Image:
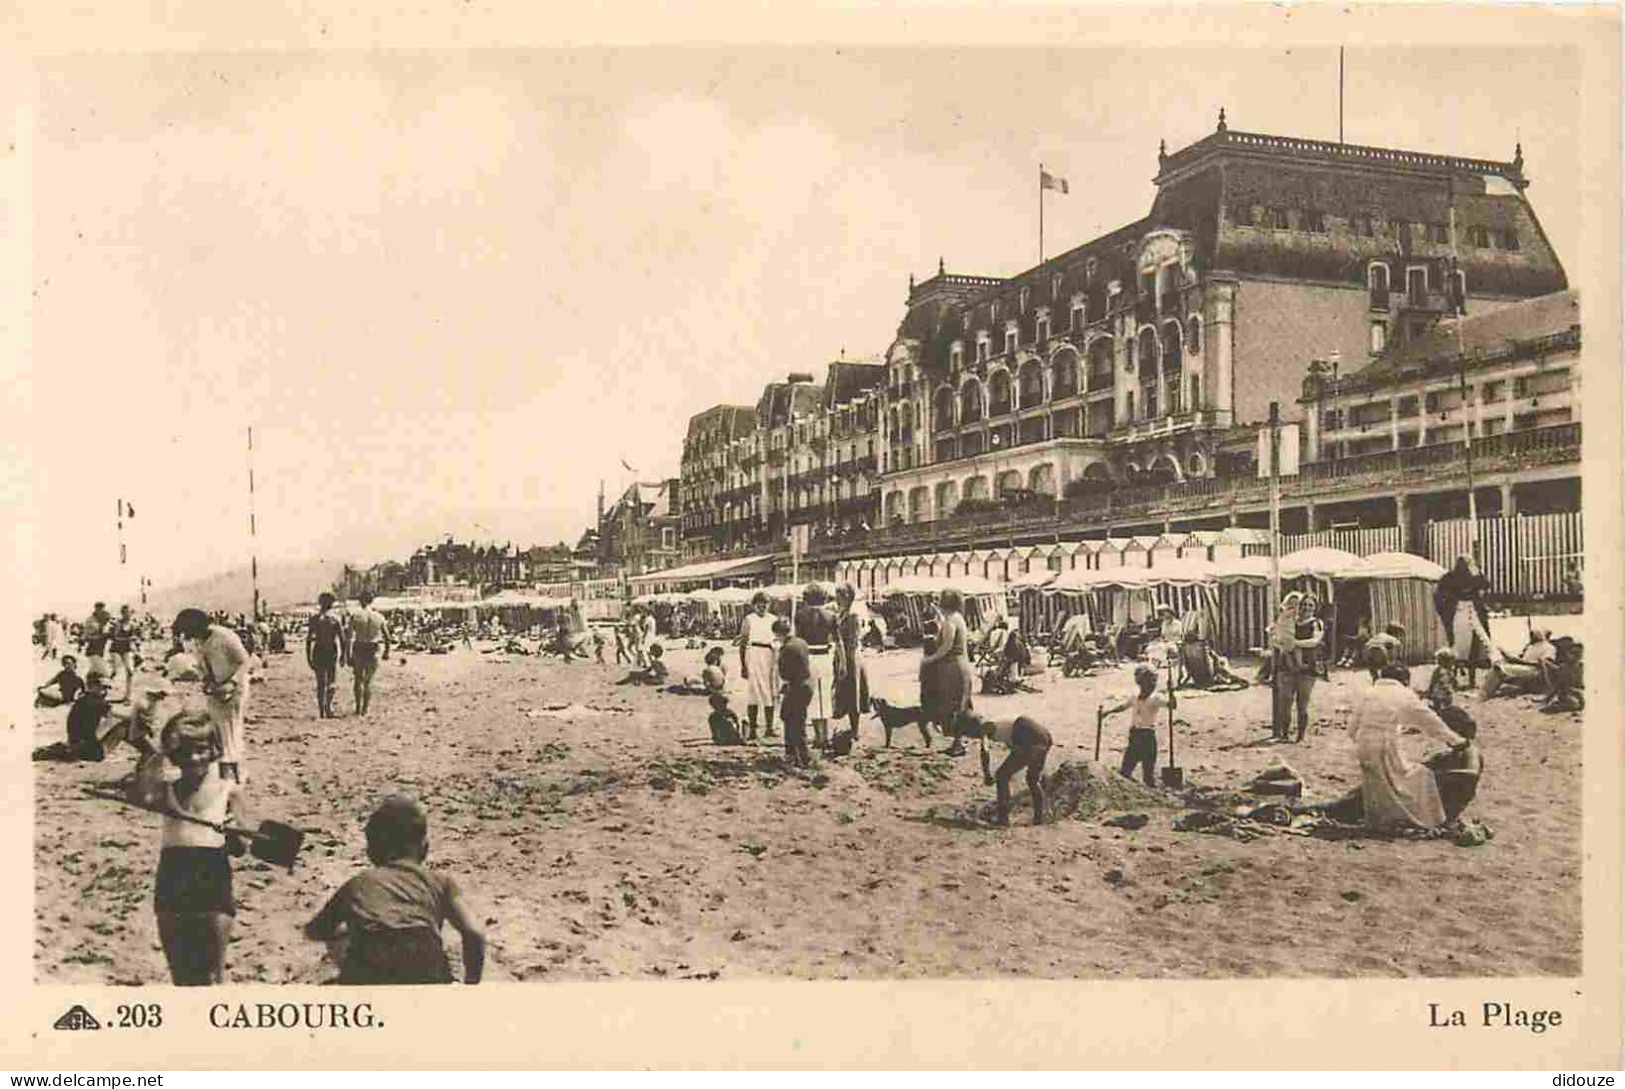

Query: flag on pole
<box><xmin>620</xmin><ymin>459</ymin><xmax>634</xmax><ymax>473</ymax></box>
<box><xmin>125</xmin><ymin>501</ymin><xmax>134</xmax><ymax>519</ymax></box>
<box><xmin>1040</xmin><ymin>169</ymin><xmax>1069</xmax><ymax>194</ymax></box>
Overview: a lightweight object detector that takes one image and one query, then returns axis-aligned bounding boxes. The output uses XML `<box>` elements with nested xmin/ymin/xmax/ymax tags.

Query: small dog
<box><xmin>869</xmin><ymin>698</ymin><xmax>929</xmax><ymax>749</ymax></box>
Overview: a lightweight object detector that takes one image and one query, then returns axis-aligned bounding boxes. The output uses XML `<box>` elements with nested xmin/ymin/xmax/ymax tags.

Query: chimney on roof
<box><xmin>1217</xmin><ymin>107</ymin><xmax>1227</xmax><ymax>132</ymax></box>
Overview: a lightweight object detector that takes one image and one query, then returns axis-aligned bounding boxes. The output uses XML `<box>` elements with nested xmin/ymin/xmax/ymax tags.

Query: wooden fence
<box><xmin>1426</xmin><ymin>512</ymin><xmax>1584</xmax><ymax>598</ymax></box>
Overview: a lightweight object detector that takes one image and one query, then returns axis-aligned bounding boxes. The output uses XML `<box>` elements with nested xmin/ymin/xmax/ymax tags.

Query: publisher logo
<box><xmin>52</xmin><ymin>1005</ymin><xmax>101</xmax><ymax>1031</ymax></box>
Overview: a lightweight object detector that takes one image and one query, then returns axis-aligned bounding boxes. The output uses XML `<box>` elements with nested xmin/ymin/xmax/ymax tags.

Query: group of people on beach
<box><xmin>36</xmin><ymin>589</ymin><xmax>492</xmax><ymax>989</ymax></box>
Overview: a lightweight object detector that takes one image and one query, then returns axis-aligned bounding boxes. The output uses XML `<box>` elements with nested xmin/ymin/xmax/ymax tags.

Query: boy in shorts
<box><xmin>1102</xmin><ymin>665</ymin><xmax>1173</xmax><ymax>787</ymax></box>
<box><xmin>959</xmin><ymin>711</ymin><xmax>1053</xmax><ymax>825</ymax></box>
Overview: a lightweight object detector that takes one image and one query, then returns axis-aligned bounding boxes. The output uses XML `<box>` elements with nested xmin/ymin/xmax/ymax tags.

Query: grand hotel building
<box><xmin>674</xmin><ymin>115</ymin><xmax>1572</xmax><ymax>576</ymax></box>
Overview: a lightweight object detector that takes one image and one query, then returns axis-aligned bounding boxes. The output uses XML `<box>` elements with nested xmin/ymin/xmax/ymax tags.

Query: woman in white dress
<box><xmin>1351</xmin><ymin>646</ymin><xmax>1467</xmax><ymax>830</ymax></box>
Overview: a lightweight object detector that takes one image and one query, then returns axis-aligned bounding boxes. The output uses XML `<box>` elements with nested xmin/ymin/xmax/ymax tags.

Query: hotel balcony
<box><xmin>812</xmin><ymin>422</ymin><xmax>1579</xmax><ymax>559</ymax></box>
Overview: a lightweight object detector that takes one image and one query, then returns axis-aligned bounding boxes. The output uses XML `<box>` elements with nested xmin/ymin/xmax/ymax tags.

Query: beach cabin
<box><xmin>1123</xmin><ymin>535</ymin><xmax>1159</xmax><ymax>570</ymax></box>
<box><xmin>1181</xmin><ymin>530</ymin><xmax>1223</xmax><ymax>563</ymax></box>
<box><xmin>1148</xmin><ymin>532</ymin><xmax>1187</xmax><ymax>569</ymax></box>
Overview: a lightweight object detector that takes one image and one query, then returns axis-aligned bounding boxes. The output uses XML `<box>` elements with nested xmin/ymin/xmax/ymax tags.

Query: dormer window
<box><xmin>1019</xmin><ymin>286</ymin><xmax>1030</xmax><ymax>313</ymax></box>
<box><xmin>1071</xmin><ymin>299</ymin><xmax>1085</xmax><ymax>330</ymax></box>
<box><xmin>1051</xmin><ymin>272</ymin><xmax>1064</xmax><ymax>298</ymax></box>
<box><xmin>991</xmin><ymin>299</ymin><xmax>1001</xmax><ymax>324</ymax></box>
<box><xmin>1036</xmin><ymin>312</ymin><xmax>1050</xmax><ymax>343</ymax></box>
<box><xmin>976</xmin><ymin>335</ymin><xmax>991</xmax><ymax>363</ymax></box>
<box><xmin>950</xmin><ymin>343</ymin><xmax>964</xmax><ymax>370</ymax></box>
<box><xmin>1085</xmin><ymin>258</ymin><xmax>1098</xmax><ymax>282</ymax></box>
<box><xmin>962</xmin><ymin>312</ymin><xmax>971</xmax><ymax>332</ymax></box>
<box><xmin>1003</xmin><ymin>324</ymin><xmax>1018</xmax><ymax>355</ymax></box>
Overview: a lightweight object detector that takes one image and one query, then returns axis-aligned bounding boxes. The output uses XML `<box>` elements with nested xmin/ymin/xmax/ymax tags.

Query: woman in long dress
<box><xmin>1351</xmin><ymin>648</ymin><xmax>1467</xmax><ymax>830</ymax></box>
<box><xmin>832</xmin><ymin>584</ymin><xmax>870</xmax><ymax>743</ymax></box>
<box><xmin>1434</xmin><ymin>554</ymin><xmax>1492</xmax><ymax>689</ymax></box>
<box><xmin>919</xmin><ymin>588</ymin><xmax>976</xmax><ymax>755</ymax></box>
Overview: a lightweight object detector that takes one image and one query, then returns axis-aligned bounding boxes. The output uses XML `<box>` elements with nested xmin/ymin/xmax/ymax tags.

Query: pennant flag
<box><xmin>1040</xmin><ymin>169</ymin><xmax>1069</xmax><ymax>194</ymax></box>
<box><xmin>620</xmin><ymin>459</ymin><xmax>635</xmax><ymax>473</ymax></box>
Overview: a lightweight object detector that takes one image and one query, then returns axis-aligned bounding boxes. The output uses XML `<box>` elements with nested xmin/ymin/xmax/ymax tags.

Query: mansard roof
<box><xmin>683</xmin><ymin>404</ymin><xmax>757</xmax><ymax>447</ymax></box>
<box><xmin>894</xmin><ymin>124</ymin><xmax>1566</xmax><ymax>372</ymax></box>
<box><xmin>757</xmin><ymin>381</ymin><xmax>825</xmax><ymax>428</ymax></box>
<box><xmin>1329</xmin><ymin>289</ymin><xmax>1580</xmax><ymax>395</ymax></box>
<box><xmin>821</xmin><ymin>361</ymin><xmax>884</xmax><ymax>410</ymax></box>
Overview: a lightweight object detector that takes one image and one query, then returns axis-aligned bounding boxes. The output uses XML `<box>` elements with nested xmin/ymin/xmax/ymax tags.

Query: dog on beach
<box><xmin>870</xmin><ymin>698</ymin><xmax>928</xmax><ymax>749</ymax></box>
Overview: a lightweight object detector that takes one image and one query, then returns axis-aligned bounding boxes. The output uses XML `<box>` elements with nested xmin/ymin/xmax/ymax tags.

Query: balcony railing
<box><xmin>810</xmin><ymin>423</ymin><xmax>1579</xmax><ymax>557</ymax></box>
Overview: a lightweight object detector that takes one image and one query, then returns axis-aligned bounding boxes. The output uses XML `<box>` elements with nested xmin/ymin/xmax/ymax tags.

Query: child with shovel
<box><xmin>1102</xmin><ymin>665</ymin><xmax>1175</xmax><ymax>788</ymax></box>
<box><xmin>133</xmin><ymin>711</ymin><xmax>248</xmax><ymax>986</ymax></box>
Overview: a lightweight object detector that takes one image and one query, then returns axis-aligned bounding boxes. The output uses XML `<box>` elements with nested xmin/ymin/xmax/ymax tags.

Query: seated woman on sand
<box><xmin>1351</xmin><ymin>644</ymin><xmax>1469</xmax><ymax>831</ymax></box>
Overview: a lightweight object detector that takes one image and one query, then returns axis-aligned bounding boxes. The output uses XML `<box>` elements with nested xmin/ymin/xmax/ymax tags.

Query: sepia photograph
<box><xmin>5</xmin><ymin>2</ymin><xmax>1621</xmax><ymax>1071</ymax></box>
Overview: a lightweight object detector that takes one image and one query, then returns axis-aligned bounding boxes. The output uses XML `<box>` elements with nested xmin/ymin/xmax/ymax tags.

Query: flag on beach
<box><xmin>620</xmin><ymin>459</ymin><xmax>634</xmax><ymax>472</ymax></box>
<box><xmin>1040</xmin><ymin>169</ymin><xmax>1069</xmax><ymax>194</ymax></box>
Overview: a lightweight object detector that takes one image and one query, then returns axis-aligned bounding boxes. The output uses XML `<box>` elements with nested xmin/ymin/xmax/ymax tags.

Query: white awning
<box><xmin>625</xmin><ymin>553</ymin><xmax>775</xmax><ymax>587</ymax></box>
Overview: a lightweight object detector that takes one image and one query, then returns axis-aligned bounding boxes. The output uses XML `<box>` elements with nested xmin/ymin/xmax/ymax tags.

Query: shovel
<box><xmin>1094</xmin><ymin>704</ymin><xmax>1105</xmax><ymax>762</ymax></box>
<box><xmin>91</xmin><ymin>787</ymin><xmax>306</xmax><ymax>871</ymax></box>
<box><xmin>1160</xmin><ymin>658</ymin><xmax>1185</xmax><ymax>789</ymax></box>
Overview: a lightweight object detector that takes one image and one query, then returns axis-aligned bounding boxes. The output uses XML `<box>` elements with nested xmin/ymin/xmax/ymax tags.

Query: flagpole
<box><xmin>1338</xmin><ymin>46</ymin><xmax>1345</xmax><ymax>144</ymax></box>
<box><xmin>1446</xmin><ymin>168</ymin><xmax>1478</xmax><ymax>557</ymax></box>
<box><xmin>248</xmin><ymin>426</ymin><xmax>260</xmax><ymax>620</ymax></box>
<box><xmin>1038</xmin><ymin>162</ymin><xmax>1045</xmax><ymax>268</ymax></box>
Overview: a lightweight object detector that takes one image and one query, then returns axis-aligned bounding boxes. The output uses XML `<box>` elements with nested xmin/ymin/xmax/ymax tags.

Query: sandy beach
<box><xmin>33</xmin><ymin>640</ymin><xmax>1581</xmax><ymax>984</ymax></box>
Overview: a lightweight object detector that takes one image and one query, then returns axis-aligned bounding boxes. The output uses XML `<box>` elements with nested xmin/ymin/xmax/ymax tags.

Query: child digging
<box><xmin>1102</xmin><ymin>664</ymin><xmax>1173</xmax><ymax>787</ymax></box>
<box><xmin>306</xmin><ymin>795</ymin><xmax>486</xmax><ymax>985</ymax></box>
<box><xmin>959</xmin><ymin>711</ymin><xmax>1053</xmax><ymax>825</ymax></box>
<box><xmin>133</xmin><ymin>711</ymin><xmax>246</xmax><ymax>986</ymax></box>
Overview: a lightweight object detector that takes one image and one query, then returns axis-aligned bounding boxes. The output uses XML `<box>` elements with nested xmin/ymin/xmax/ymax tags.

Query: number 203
<box><xmin>116</xmin><ymin>1004</ymin><xmax>162</xmax><ymax>1028</ymax></box>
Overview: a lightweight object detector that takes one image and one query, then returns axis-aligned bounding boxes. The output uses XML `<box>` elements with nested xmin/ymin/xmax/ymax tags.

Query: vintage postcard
<box><xmin>1</xmin><ymin>1</ymin><xmax>1620</xmax><ymax>1071</ymax></box>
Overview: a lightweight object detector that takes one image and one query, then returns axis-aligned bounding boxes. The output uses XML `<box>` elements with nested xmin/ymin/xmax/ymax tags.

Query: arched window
<box><xmin>1161</xmin><ymin>321</ymin><xmax>1183</xmax><ymax>372</ymax></box>
<box><xmin>933</xmin><ymin>386</ymin><xmax>956</xmax><ymax>432</ymax></box>
<box><xmin>963</xmin><ymin>476</ymin><xmax>988</xmax><ymax>502</ymax></box>
<box><xmin>1186</xmin><ymin>316</ymin><xmax>1202</xmax><ymax>354</ymax></box>
<box><xmin>1087</xmin><ymin>338</ymin><xmax>1115</xmax><ymax>388</ymax></box>
<box><xmin>989</xmin><ymin>370</ymin><xmax>1013</xmax><ymax>416</ymax></box>
<box><xmin>1368</xmin><ymin>262</ymin><xmax>1391</xmax><ymax>310</ymax></box>
<box><xmin>1136</xmin><ymin>327</ymin><xmax>1157</xmax><ymax>373</ymax></box>
<box><xmin>907</xmin><ymin>486</ymin><xmax>930</xmax><ymax>524</ymax></box>
<box><xmin>1018</xmin><ymin>359</ymin><xmax>1045</xmax><ymax>407</ymax></box>
<box><xmin>996</xmin><ymin>470</ymin><xmax>1023</xmax><ymax>497</ymax></box>
<box><xmin>959</xmin><ymin>380</ymin><xmax>983</xmax><ymax>424</ymax></box>
<box><xmin>1051</xmin><ymin>348</ymin><xmax>1078</xmax><ymax>398</ymax></box>
<box><xmin>1028</xmin><ymin>463</ymin><xmax>1056</xmax><ymax>496</ymax></box>
<box><xmin>934</xmin><ymin>480</ymin><xmax>958</xmax><ymax>517</ymax></box>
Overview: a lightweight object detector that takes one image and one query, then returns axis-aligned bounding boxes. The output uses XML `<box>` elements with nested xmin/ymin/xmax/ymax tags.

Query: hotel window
<box><xmin>1085</xmin><ymin>258</ymin><xmax>1098</xmax><ymax>282</ymax></box>
<box><xmin>1187</xmin><ymin>316</ymin><xmax>1202</xmax><ymax>353</ymax></box>
<box><xmin>950</xmin><ymin>344</ymin><xmax>963</xmax><ymax>370</ymax></box>
<box><xmin>977</xmin><ymin>338</ymin><xmax>990</xmax><ymax>363</ymax></box>
<box><xmin>1353</xmin><ymin>214</ymin><xmax>1375</xmax><ymax>237</ymax></box>
<box><xmin>1020</xmin><ymin>286</ymin><xmax>1030</xmax><ymax>312</ymax></box>
<box><xmin>991</xmin><ymin>300</ymin><xmax>1001</xmax><ymax>323</ymax></box>
<box><xmin>1470</xmin><ymin>225</ymin><xmax>1491</xmax><ymax>248</ymax></box>
<box><xmin>1498</xmin><ymin>228</ymin><xmax>1521</xmax><ymax>251</ymax></box>
<box><xmin>1232</xmin><ymin>204</ymin><xmax>1254</xmax><ymax>227</ymax></box>
<box><xmin>1406</xmin><ymin>266</ymin><xmax>1428</xmax><ymax>303</ymax></box>
<box><xmin>1071</xmin><ymin>302</ymin><xmax>1085</xmax><ymax>330</ymax></box>
<box><xmin>1369</xmin><ymin>320</ymin><xmax>1387</xmax><ymax>354</ymax></box>
<box><xmin>1428</xmin><ymin>222</ymin><xmax>1448</xmax><ymax>244</ymax></box>
<box><xmin>1269</xmin><ymin>207</ymin><xmax>1291</xmax><ymax>230</ymax></box>
<box><xmin>962</xmin><ymin>313</ymin><xmax>971</xmax><ymax>332</ymax></box>
<box><xmin>1304</xmin><ymin>208</ymin><xmax>1327</xmax><ymax>233</ymax></box>
<box><xmin>1125</xmin><ymin>390</ymin><xmax>1135</xmax><ymax>420</ymax></box>
<box><xmin>1036</xmin><ymin>315</ymin><xmax>1050</xmax><ymax>343</ymax></box>
<box><xmin>1051</xmin><ymin>273</ymin><xmax>1064</xmax><ymax>298</ymax></box>
<box><xmin>1004</xmin><ymin>328</ymin><xmax>1017</xmax><ymax>355</ymax></box>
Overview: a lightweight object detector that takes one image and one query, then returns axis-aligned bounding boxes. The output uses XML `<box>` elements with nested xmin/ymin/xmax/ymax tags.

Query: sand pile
<box><xmin>1044</xmin><ymin>760</ymin><xmax>1177</xmax><ymax>821</ymax></box>
<box><xmin>851</xmin><ymin>748</ymin><xmax>958</xmax><ymax>795</ymax></box>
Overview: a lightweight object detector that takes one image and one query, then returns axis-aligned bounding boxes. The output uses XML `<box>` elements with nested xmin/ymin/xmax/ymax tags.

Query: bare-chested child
<box><xmin>958</xmin><ymin>711</ymin><xmax>1053</xmax><ymax>825</ymax></box>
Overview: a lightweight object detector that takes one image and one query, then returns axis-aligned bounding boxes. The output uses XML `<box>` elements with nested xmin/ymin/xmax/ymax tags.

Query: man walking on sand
<box><xmin>306</xmin><ymin>592</ymin><xmax>348</xmax><ymax>718</ymax></box>
<box><xmin>348</xmin><ymin>591</ymin><xmax>391</xmax><ymax>716</ymax></box>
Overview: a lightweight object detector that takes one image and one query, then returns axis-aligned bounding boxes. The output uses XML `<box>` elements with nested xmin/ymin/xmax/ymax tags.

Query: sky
<box><xmin>23</xmin><ymin>43</ymin><xmax>1584</xmax><ymax>611</ymax></box>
